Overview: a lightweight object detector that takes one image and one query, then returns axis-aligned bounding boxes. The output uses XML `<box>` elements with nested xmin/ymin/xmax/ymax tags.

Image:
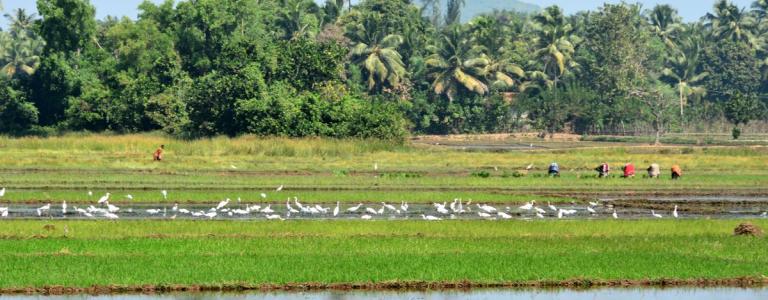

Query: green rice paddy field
<box><xmin>0</xmin><ymin>134</ymin><xmax>766</xmax><ymax>290</ymax></box>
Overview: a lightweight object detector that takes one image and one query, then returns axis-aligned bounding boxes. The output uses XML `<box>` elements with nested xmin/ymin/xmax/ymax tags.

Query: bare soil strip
<box><xmin>2</xmin><ymin>278</ymin><xmax>767</xmax><ymax>295</ymax></box>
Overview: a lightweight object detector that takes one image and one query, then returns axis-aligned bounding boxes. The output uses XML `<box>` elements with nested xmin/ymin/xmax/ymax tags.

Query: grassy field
<box><xmin>0</xmin><ymin>134</ymin><xmax>767</xmax><ymax>205</ymax></box>
<box><xmin>0</xmin><ymin>134</ymin><xmax>767</xmax><ymax>291</ymax></box>
<box><xmin>0</xmin><ymin>220</ymin><xmax>766</xmax><ymax>289</ymax></box>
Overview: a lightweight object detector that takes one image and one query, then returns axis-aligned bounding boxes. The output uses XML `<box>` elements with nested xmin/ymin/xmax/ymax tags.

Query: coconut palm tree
<box><xmin>753</xmin><ymin>0</ymin><xmax>768</xmax><ymax>21</ymax></box>
<box><xmin>425</xmin><ymin>25</ymin><xmax>489</xmax><ymax>101</ymax></box>
<box><xmin>705</xmin><ymin>0</ymin><xmax>759</xmax><ymax>47</ymax></box>
<box><xmin>530</xmin><ymin>6</ymin><xmax>577</xmax><ymax>89</ymax></box>
<box><xmin>5</xmin><ymin>8</ymin><xmax>37</xmax><ymax>36</ymax></box>
<box><xmin>0</xmin><ymin>36</ymin><xmax>43</xmax><ymax>78</ymax></box>
<box><xmin>347</xmin><ymin>17</ymin><xmax>407</xmax><ymax>91</ymax></box>
<box><xmin>277</xmin><ymin>0</ymin><xmax>321</xmax><ymax>40</ymax></box>
<box><xmin>648</xmin><ymin>4</ymin><xmax>684</xmax><ymax>49</ymax></box>
<box><xmin>467</xmin><ymin>16</ymin><xmax>526</xmax><ymax>92</ymax></box>
<box><xmin>661</xmin><ymin>38</ymin><xmax>708</xmax><ymax>116</ymax></box>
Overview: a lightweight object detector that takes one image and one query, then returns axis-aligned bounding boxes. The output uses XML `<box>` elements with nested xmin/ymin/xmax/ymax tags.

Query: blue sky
<box><xmin>0</xmin><ymin>0</ymin><xmax>758</xmax><ymax>28</ymax></box>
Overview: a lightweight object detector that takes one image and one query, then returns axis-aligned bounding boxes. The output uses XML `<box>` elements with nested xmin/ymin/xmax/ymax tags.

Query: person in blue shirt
<box><xmin>548</xmin><ymin>162</ymin><xmax>560</xmax><ymax>177</ymax></box>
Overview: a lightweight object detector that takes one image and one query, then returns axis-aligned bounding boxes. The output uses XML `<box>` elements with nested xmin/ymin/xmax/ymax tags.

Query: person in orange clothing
<box><xmin>622</xmin><ymin>162</ymin><xmax>636</xmax><ymax>178</ymax></box>
<box><xmin>153</xmin><ymin>145</ymin><xmax>165</xmax><ymax>161</ymax></box>
<box><xmin>671</xmin><ymin>164</ymin><xmax>682</xmax><ymax>180</ymax></box>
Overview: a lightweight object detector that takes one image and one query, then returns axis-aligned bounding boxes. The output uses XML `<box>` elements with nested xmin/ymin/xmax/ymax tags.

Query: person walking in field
<box><xmin>548</xmin><ymin>162</ymin><xmax>560</xmax><ymax>177</ymax></box>
<box><xmin>622</xmin><ymin>162</ymin><xmax>635</xmax><ymax>178</ymax></box>
<box><xmin>153</xmin><ymin>145</ymin><xmax>165</xmax><ymax>161</ymax></box>
<box><xmin>595</xmin><ymin>162</ymin><xmax>610</xmax><ymax>178</ymax></box>
<box><xmin>647</xmin><ymin>163</ymin><xmax>660</xmax><ymax>178</ymax></box>
<box><xmin>671</xmin><ymin>164</ymin><xmax>682</xmax><ymax>180</ymax></box>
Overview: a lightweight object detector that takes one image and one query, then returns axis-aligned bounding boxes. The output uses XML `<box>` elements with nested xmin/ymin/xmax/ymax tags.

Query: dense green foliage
<box><xmin>0</xmin><ymin>0</ymin><xmax>767</xmax><ymax>138</ymax></box>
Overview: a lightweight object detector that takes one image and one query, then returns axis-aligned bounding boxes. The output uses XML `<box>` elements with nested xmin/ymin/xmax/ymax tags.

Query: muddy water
<box><xmin>5</xmin><ymin>287</ymin><xmax>768</xmax><ymax>299</ymax></box>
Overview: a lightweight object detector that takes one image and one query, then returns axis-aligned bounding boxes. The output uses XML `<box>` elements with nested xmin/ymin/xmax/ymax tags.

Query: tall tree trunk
<box><xmin>679</xmin><ymin>81</ymin><xmax>684</xmax><ymax>117</ymax></box>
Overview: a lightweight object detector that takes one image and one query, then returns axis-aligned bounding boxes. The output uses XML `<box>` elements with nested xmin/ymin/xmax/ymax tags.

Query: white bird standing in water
<box><xmin>400</xmin><ymin>202</ymin><xmax>409</xmax><ymax>212</ymax></box>
<box><xmin>266</xmin><ymin>214</ymin><xmax>284</xmax><ymax>220</ymax></box>
<box><xmin>62</xmin><ymin>201</ymin><xmax>67</xmax><ymax>216</ymax></box>
<box><xmin>672</xmin><ymin>205</ymin><xmax>679</xmax><ymax>218</ymax></box>
<box><xmin>651</xmin><ymin>210</ymin><xmax>663</xmax><ymax>218</ymax></box>
<box><xmin>216</xmin><ymin>198</ymin><xmax>230</xmax><ymax>210</ymax></box>
<box><xmin>333</xmin><ymin>202</ymin><xmax>340</xmax><ymax>217</ymax></box>
<box><xmin>347</xmin><ymin>203</ymin><xmax>363</xmax><ymax>212</ymax></box>
<box><xmin>498</xmin><ymin>212</ymin><xmax>512</xmax><ymax>219</ymax></box>
<box><xmin>519</xmin><ymin>201</ymin><xmax>535</xmax><ymax>211</ymax></box>
<box><xmin>421</xmin><ymin>214</ymin><xmax>442</xmax><ymax>221</ymax></box>
<box><xmin>0</xmin><ymin>207</ymin><xmax>9</xmax><ymax>218</ymax></box>
<box><xmin>98</xmin><ymin>193</ymin><xmax>110</xmax><ymax>204</ymax></box>
<box><xmin>547</xmin><ymin>202</ymin><xmax>557</xmax><ymax>212</ymax></box>
<box><xmin>361</xmin><ymin>214</ymin><xmax>372</xmax><ymax>220</ymax></box>
<box><xmin>37</xmin><ymin>203</ymin><xmax>51</xmax><ymax>217</ymax></box>
<box><xmin>612</xmin><ymin>209</ymin><xmax>618</xmax><ymax>219</ymax></box>
<box><xmin>587</xmin><ymin>206</ymin><xmax>597</xmax><ymax>214</ymax></box>
<box><xmin>276</xmin><ymin>185</ymin><xmax>284</xmax><ymax>192</ymax></box>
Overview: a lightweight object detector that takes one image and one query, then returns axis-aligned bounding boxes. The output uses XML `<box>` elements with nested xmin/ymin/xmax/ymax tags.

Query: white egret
<box><xmin>478</xmin><ymin>204</ymin><xmax>498</xmax><ymax>213</ymax></box>
<box><xmin>276</xmin><ymin>185</ymin><xmax>284</xmax><ymax>192</ymax></box>
<box><xmin>125</xmin><ymin>194</ymin><xmax>133</xmax><ymax>200</ymax></box>
<box><xmin>216</xmin><ymin>198</ymin><xmax>230</xmax><ymax>210</ymax></box>
<box><xmin>534</xmin><ymin>207</ymin><xmax>547</xmax><ymax>214</ymax></box>
<box><xmin>587</xmin><ymin>207</ymin><xmax>597</xmax><ymax>214</ymax></box>
<box><xmin>651</xmin><ymin>210</ymin><xmax>663</xmax><ymax>218</ymax></box>
<box><xmin>230</xmin><ymin>164</ymin><xmax>238</xmax><ymax>169</ymax></box>
<box><xmin>333</xmin><ymin>202</ymin><xmax>340</xmax><ymax>217</ymax></box>
<box><xmin>361</xmin><ymin>214</ymin><xmax>372</xmax><ymax>220</ymax></box>
<box><xmin>761</xmin><ymin>212</ymin><xmax>767</xmax><ymax>218</ymax></box>
<box><xmin>147</xmin><ymin>209</ymin><xmax>161</xmax><ymax>215</ymax></box>
<box><xmin>400</xmin><ymin>202</ymin><xmax>409</xmax><ymax>213</ymax></box>
<box><xmin>376</xmin><ymin>206</ymin><xmax>385</xmax><ymax>215</ymax></box>
<box><xmin>179</xmin><ymin>208</ymin><xmax>190</xmax><ymax>214</ymax></box>
<box><xmin>266</xmin><ymin>214</ymin><xmax>284</xmax><ymax>220</ymax></box>
<box><xmin>382</xmin><ymin>202</ymin><xmax>397</xmax><ymax>212</ymax></box>
<box><xmin>589</xmin><ymin>201</ymin><xmax>600</xmax><ymax>207</ymax></box>
<box><xmin>161</xmin><ymin>190</ymin><xmax>168</xmax><ymax>200</ymax></box>
<box><xmin>204</xmin><ymin>211</ymin><xmax>217</xmax><ymax>219</ymax></box>
<box><xmin>557</xmin><ymin>209</ymin><xmax>564</xmax><ymax>219</ymax></box>
<box><xmin>107</xmin><ymin>203</ymin><xmax>120</xmax><ymax>213</ymax></box>
<box><xmin>98</xmin><ymin>193</ymin><xmax>110</xmax><ymax>204</ymax></box>
<box><xmin>672</xmin><ymin>205</ymin><xmax>679</xmax><ymax>218</ymax></box>
<box><xmin>436</xmin><ymin>205</ymin><xmax>450</xmax><ymax>215</ymax></box>
<box><xmin>526</xmin><ymin>164</ymin><xmax>534</xmax><ymax>170</ymax></box>
<box><xmin>37</xmin><ymin>203</ymin><xmax>51</xmax><ymax>217</ymax></box>
<box><xmin>261</xmin><ymin>205</ymin><xmax>274</xmax><ymax>214</ymax></box>
<box><xmin>347</xmin><ymin>203</ymin><xmax>363</xmax><ymax>212</ymax></box>
<box><xmin>547</xmin><ymin>202</ymin><xmax>557</xmax><ymax>212</ymax></box>
<box><xmin>519</xmin><ymin>201</ymin><xmax>535</xmax><ymax>211</ymax></box>
<box><xmin>498</xmin><ymin>212</ymin><xmax>512</xmax><ymax>219</ymax></box>
<box><xmin>612</xmin><ymin>209</ymin><xmax>618</xmax><ymax>219</ymax></box>
<box><xmin>0</xmin><ymin>187</ymin><xmax>5</xmax><ymax>197</ymax></box>
<box><xmin>286</xmin><ymin>200</ymin><xmax>299</xmax><ymax>213</ymax></box>
<box><xmin>365</xmin><ymin>207</ymin><xmax>378</xmax><ymax>215</ymax></box>
<box><xmin>104</xmin><ymin>212</ymin><xmax>119</xmax><ymax>219</ymax></box>
<box><xmin>421</xmin><ymin>214</ymin><xmax>442</xmax><ymax>221</ymax></box>
<box><xmin>374</xmin><ymin>163</ymin><xmax>378</xmax><ymax>171</ymax></box>
<box><xmin>62</xmin><ymin>201</ymin><xmax>67</xmax><ymax>215</ymax></box>
<box><xmin>478</xmin><ymin>212</ymin><xmax>492</xmax><ymax>218</ymax></box>
<box><xmin>172</xmin><ymin>203</ymin><xmax>178</xmax><ymax>212</ymax></box>
<box><xmin>536</xmin><ymin>213</ymin><xmax>545</xmax><ymax>219</ymax></box>
<box><xmin>260</xmin><ymin>193</ymin><xmax>267</xmax><ymax>199</ymax></box>
<box><xmin>0</xmin><ymin>207</ymin><xmax>8</xmax><ymax>218</ymax></box>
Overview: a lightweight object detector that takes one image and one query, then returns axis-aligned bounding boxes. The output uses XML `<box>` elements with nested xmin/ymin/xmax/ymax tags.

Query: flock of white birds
<box><xmin>0</xmin><ymin>186</ymin><xmax>766</xmax><ymax>221</ymax></box>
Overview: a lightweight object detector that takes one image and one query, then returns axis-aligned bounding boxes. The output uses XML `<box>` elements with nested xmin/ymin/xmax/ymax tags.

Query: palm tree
<box><xmin>445</xmin><ymin>0</ymin><xmax>465</xmax><ymax>26</ymax></box>
<box><xmin>0</xmin><ymin>9</ymin><xmax>43</xmax><ymax>78</ymax></box>
<box><xmin>0</xmin><ymin>36</ymin><xmax>43</xmax><ymax>78</ymax></box>
<box><xmin>425</xmin><ymin>26</ymin><xmax>489</xmax><ymax>101</ymax></box>
<box><xmin>661</xmin><ymin>38</ymin><xmax>708</xmax><ymax>116</ymax></box>
<box><xmin>704</xmin><ymin>0</ymin><xmax>759</xmax><ymax>47</ymax></box>
<box><xmin>5</xmin><ymin>8</ymin><xmax>37</xmax><ymax>37</ymax></box>
<box><xmin>467</xmin><ymin>16</ymin><xmax>526</xmax><ymax>92</ymax></box>
<box><xmin>347</xmin><ymin>18</ymin><xmax>407</xmax><ymax>91</ymax></box>
<box><xmin>648</xmin><ymin>5</ymin><xmax>684</xmax><ymax>49</ymax></box>
<box><xmin>753</xmin><ymin>0</ymin><xmax>768</xmax><ymax>21</ymax></box>
<box><xmin>530</xmin><ymin>6</ymin><xmax>577</xmax><ymax>88</ymax></box>
<box><xmin>277</xmin><ymin>0</ymin><xmax>321</xmax><ymax>40</ymax></box>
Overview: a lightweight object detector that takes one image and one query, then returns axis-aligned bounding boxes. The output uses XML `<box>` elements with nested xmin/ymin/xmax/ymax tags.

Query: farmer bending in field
<box><xmin>153</xmin><ymin>145</ymin><xmax>165</xmax><ymax>161</ymax></box>
<box><xmin>671</xmin><ymin>164</ymin><xmax>682</xmax><ymax>180</ymax></box>
<box><xmin>595</xmin><ymin>162</ymin><xmax>610</xmax><ymax>178</ymax></box>
<box><xmin>647</xmin><ymin>163</ymin><xmax>660</xmax><ymax>178</ymax></box>
<box><xmin>622</xmin><ymin>162</ymin><xmax>635</xmax><ymax>178</ymax></box>
<box><xmin>548</xmin><ymin>162</ymin><xmax>560</xmax><ymax>177</ymax></box>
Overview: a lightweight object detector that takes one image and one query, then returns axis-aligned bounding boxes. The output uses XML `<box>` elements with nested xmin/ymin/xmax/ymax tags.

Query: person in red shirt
<box><xmin>153</xmin><ymin>145</ymin><xmax>165</xmax><ymax>161</ymax></box>
<box><xmin>622</xmin><ymin>162</ymin><xmax>636</xmax><ymax>178</ymax></box>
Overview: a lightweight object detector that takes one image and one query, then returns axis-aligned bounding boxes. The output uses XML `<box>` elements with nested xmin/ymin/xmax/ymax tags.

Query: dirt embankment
<box><xmin>2</xmin><ymin>277</ymin><xmax>767</xmax><ymax>295</ymax></box>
